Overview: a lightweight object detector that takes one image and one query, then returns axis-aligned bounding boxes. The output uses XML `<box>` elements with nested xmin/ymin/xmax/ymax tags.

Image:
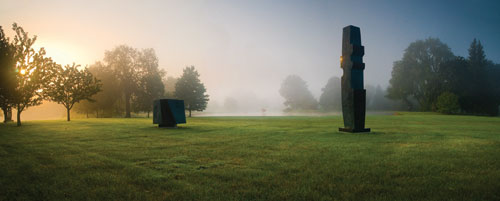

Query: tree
<box><xmin>73</xmin><ymin>62</ymin><xmax>121</xmax><ymax>118</ymax></box>
<box><xmin>133</xmin><ymin>49</ymin><xmax>165</xmax><ymax>117</ymax></box>
<box><xmin>464</xmin><ymin>39</ymin><xmax>498</xmax><ymax>115</ymax></box>
<box><xmin>279</xmin><ymin>75</ymin><xmax>318</xmax><ymax>112</ymax></box>
<box><xmin>104</xmin><ymin>45</ymin><xmax>139</xmax><ymax>118</ymax></box>
<box><xmin>387</xmin><ymin>38</ymin><xmax>454</xmax><ymax>111</ymax></box>
<box><xmin>163</xmin><ymin>76</ymin><xmax>178</xmax><ymax>98</ymax></box>
<box><xmin>45</xmin><ymin>63</ymin><xmax>101</xmax><ymax>121</ymax></box>
<box><xmin>319</xmin><ymin>76</ymin><xmax>341</xmax><ymax>111</ymax></box>
<box><xmin>0</xmin><ymin>26</ymin><xmax>16</xmax><ymax>123</ymax></box>
<box><xmin>175</xmin><ymin>66</ymin><xmax>209</xmax><ymax>117</ymax></box>
<box><xmin>11</xmin><ymin>23</ymin><xmax>53</xmax><ymax>126</ymax></box>
<box><xmin>435</xmin><ymin>92</ymin><xmax>460</xmax><ymax>114</ymax></box>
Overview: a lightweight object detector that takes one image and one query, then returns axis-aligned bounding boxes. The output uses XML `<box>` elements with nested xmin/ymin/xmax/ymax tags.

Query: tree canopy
<box><xmin>175</xmin><ymin>66</ymin><xmax>209</xmax><ymax>117</ymax></box>
<box><xmin>45</xmin><ymin>63</ymin><xmax>101</xmax><ymax>121</ymax></box>
<box><xmin>0</xmin><ymin>26</ymin><xmax>16</xmax><ymax>123</ymax></box>
<box><xmin>387</xmin><ymin>38</ymin><xmax>500</xmax><ymax>115</ymax></box>
<box><xmin>10</xmin><ymin>23</ymin><xmax>54</xmax><ymax>126</ymax></box>
<box><xmin>387</xmin><ymin>38</ymin><xmax>454</xmax><ymax>111</ymax></box>
<box><xmin>279</xmin><ymin>75</ymin><xmax>318</xmax><ymax>112</ymax></box>
<box><xmin>319</xmin><ymin>76</ymin><xmax>341</xmax><ymax>111</ymax></box>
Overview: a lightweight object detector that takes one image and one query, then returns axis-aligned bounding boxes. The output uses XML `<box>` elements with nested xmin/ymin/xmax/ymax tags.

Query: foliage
<box><xmin>104</xmin><ymin>45</ymin><xmax>140</xmax><ymax>118</ymax></box>
<box><xmin>435</xmin><ymin>92</ymin><xmax>460</xmax><ymax>114</ymax></box>
<box><xmin>387</xmin><ymin>38</ymin><xmax>454</xmax><ymax>111</ymax></box>
<box><xmin>162</xmin><ymin>76</ymin><xmax>177</xmax><ymax>98</ymax></box>
<box><xmin>463</xmin><ymin>39</ymin><xmax>499</xmax><ymax>115</ymax></box>
<box><xmin>10</xmin><ymin>23</ymin><xmax>54</xmax><ymax>126</ymax></box>
<box><xmin>0</xmin><ymin>26</ymin><xmax>16</xmax><ymax>122</ymax></box>
<box><xmin>133</xmin><ymin>49</ymin><xmax>165</xmax><ymax>117</ymax></box>
<box><xmin>73</xmin><ymin>62</ymin><xmax>121</xmax><ymax>118</ymax></box>
<box><xmin>319</xmin><ymin>76</ymin><xmax>341</xmax><ymax>111</ymax></box>
<box><xmin>175</xmin><ymin>66</ymin><xmax>209</xmax><ymax>117</ymax></box>
<box><xmin>45</xmin><ymin>63</ymin><xmax>101</xmax><ymax>121</ymax></box>
<box><xmin>279</xmin><ymin>75</ymin><xmax>318</xmax><ymax>112</ymax></box>
<box><xmin>1</xmin><ymin>114</ymin><xmax>500</xmax><ymax>200</ymax></box>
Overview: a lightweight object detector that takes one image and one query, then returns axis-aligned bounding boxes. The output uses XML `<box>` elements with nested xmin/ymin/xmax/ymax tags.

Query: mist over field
<box><xmin>1</xmin><ymin>0</ymin><xmax>499</xmax><ymax>120</ymax></box>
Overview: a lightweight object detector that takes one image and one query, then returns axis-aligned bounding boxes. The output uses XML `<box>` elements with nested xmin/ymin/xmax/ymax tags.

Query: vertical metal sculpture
<box><xmin>339</xmin><ymin>25</ymin><xmax>370</xmax><ymax>132</ymax></box>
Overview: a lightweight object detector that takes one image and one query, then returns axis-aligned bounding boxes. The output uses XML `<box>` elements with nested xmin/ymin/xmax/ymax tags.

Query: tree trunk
<box><xmin>96</xmin><ymin>110</ymin><xmax>99</xmax><ymax>118</ymax></box>
<box><xmin>2</xmin><ymin>106</ymin><xmax>11</xmax><ymax>123</ymax></box>
<box><xmin>86</xmin><ymin>110</ymin><xmax>89</xmax><ymax>118</ymax></box>
<box><xmin>147</xmin><ymin>111</ymin><xmax>150</xmax><ymax>118</ymax></box>
<box><xmin>189</xmin><ymin>109</ymin><xmax>192</xmax><ymax>117</ymax></box>
<box><xmin>67</xmin><ymin>108</ymin><xmax>71</xmax><ymax>121</ymax></box>
<box><xmin>125</xmin><ymin>92</ymin><xmax>131</xmax><ymax>118</ymax></box>
<box><xmin>6</xmin><ymin>108</ymin><xmax>12</xmax><ymax>122</ymax></box>
<box><xmin>16</xmin><ymin>106</ymin><xmax>21</xmax><ymax>127</ymax></box>
<box><xmin>403</xmin><ymin>97</ymin><xmax>413</xmax><ymax>111</ymax></box>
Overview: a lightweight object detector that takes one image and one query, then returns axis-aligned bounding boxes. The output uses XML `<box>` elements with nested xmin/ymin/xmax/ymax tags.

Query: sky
<box><xmin>1</xmin><ymin>0</ymin><xmax>499</xmax><ymax>113</ymax></box>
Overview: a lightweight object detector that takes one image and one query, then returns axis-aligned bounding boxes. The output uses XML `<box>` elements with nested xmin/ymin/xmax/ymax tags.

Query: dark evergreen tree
<box><xmin>175</xmin><ymin>66</ymin><xmax>209</xmax><ymax>117</ymax></box>
<box><xmin>465</xmin><ymin>39</ymin><xmax>498</xmax><ymax>115</ymax></box>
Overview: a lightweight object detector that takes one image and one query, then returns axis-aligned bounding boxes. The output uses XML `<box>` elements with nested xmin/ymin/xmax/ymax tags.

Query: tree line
<box><xmin>387</xmin><ymin>38</ymin><xmax>500</xmax><ymax>116</ymax></box>
<box><xmin>0</xmin><ymin>23</ymin><xmax>210</xmax><ymax>126</ymax></box>
<box><xmin>279</xmin><ymin>75</ymin><xmax>402</xmax><ymax>112</ymax></box>
<box><xmin>279</xmin><ymin>38</ymin><xmax>500</xmax><ymax>116</ymax></box>
<box><xmin>0</xmin><ymin>23</ymin><xmax>101</xmax><ymax>126</ymax></box>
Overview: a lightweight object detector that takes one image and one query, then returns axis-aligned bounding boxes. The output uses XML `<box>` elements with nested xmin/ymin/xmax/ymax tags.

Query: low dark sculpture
<box><xmin>153</xmin><ymin>99</ymin><xmax>186</xmax><ymax>128</ymax></box>
<box><xmin>339</xmin><ymin>25</ymin><xmax>370</xmax><ymax>132</ymax></box>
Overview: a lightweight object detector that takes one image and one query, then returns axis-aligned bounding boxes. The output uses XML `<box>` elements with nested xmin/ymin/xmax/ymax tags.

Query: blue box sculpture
<box><xmin>153</xmin><ymin>99</ymin><xmax>186</xmax><ymax>127</ymax></box>
<box><xmin>339</xmin><ymin>25</ymin><xmax>370</xmax><ymax>133</ymax></box>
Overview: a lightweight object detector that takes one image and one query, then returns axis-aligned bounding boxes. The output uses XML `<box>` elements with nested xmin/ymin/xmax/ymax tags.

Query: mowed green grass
<box><xmin>1</xmin><ymin>113</ymin><xmax>499</xmax><ymax>201</ymax></box>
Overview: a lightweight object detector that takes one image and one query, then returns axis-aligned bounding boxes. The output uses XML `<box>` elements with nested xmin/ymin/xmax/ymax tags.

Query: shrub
<box><xmin>435</xmin><ymin>92</ymin><xmax>460</xmax><ymax>114</ymax></box>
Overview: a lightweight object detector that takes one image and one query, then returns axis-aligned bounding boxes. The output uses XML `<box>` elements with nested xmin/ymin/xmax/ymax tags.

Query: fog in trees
<box><xmin>279</xmin><ymin>75</ymin><xmax>318</xmax><ymax>112</ymax></box>
<box><xmin>1</xmin><ymin>1</ymin><xmax>500</xmax><ymax>121</ymax></box>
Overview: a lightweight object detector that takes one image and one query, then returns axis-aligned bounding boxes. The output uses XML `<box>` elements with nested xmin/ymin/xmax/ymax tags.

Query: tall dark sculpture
<box><xmin>339</xmin><ymin>25</ymin><xmax>370</xmax><ymax>132</ymax></box>
<box><xmin>153</xmin><ymin>99</ymin><xmax>186</xmax><ymax>128</ymax></box>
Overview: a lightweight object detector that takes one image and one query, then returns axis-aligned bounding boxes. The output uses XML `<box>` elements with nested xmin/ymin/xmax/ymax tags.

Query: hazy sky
<box><xmin>1</xmin><ymin>0</ymin><xmax>499</xmax><ymax>111</ymax></box>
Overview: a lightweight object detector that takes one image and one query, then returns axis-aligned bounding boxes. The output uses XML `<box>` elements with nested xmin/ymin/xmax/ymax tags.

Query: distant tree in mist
<box><xmin>0</xmin><ymin>26</ymin><xmax>16</xmax><ymax>123</ymax></box>
<box><xmin>387</xmin><ymin>38</ymin><xmax>454</xmax><ymax>111</ymax></box>
<box><xmin>133</xmin><ymin>49</ymin><xmax>165</xmax><ymax>118</ymax></box>
<box><xmin>369</xmin><ymin>85</ymin><xmax>391</xmax><ymax>110</ymax></box>
<box><xmin>10</xmin><ymin>23</ymin><xmax>54</xmax><ymax>126</ymax></box>
<box><xmin>223</xmin><ymin>97</ymin><xmax>238</xmax><ymax>112</ymax></box>
<box><xmin>74</xmin><ymin>62</ymin><xmax>121</xmax><ymax>118</ymax></box>
<box><xmin>319</xmin><ymin>76</ymin><xmax>341</xmax><ymax>111</ymax></box>
<box><xmin>104</xmin><ymin>45</ymin><xmax>140</xmax><ymax>118</ymax></box>
<box><xmin>279</xmin><ymin>75</ymin><xmax>318</xmax><ymax>112</ymax></box>
<box><xmin>175</xmin><ymin>66</ymin><xmax>209</xmax><ymax>117</ymax></box>
<box><xmin>45</xmin><ymin>63</ymin><xmax>101</xmax><ymax>121</ymax></box>
<box><xmin>163</xmin><ymin>76</ymin><xmax>178</xmax><ymax>98</ymax></box>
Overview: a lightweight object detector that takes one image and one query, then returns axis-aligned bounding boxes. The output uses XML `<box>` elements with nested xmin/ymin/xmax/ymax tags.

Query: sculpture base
<box><xmin>339</xmin><ymin>128</ymin><xmax>370</xmax><ymax>133</ymax></box>
<box><xmin>159</xmin><ymin>124</ymin><xmax>178</xmax><ymax>128</ymax></box>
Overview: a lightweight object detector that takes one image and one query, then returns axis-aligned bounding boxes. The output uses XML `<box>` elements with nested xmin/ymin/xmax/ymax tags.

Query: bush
<box><xmin>435</xmin><ymin>92</ymin><xmax>460</xmax><ymax>114</ymax></box>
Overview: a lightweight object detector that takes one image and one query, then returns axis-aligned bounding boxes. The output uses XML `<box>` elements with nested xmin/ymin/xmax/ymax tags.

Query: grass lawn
<box><xmin>1</xmin><ymin>113</ymin><xmax>499</xmax><ymax>201</ymax></box>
